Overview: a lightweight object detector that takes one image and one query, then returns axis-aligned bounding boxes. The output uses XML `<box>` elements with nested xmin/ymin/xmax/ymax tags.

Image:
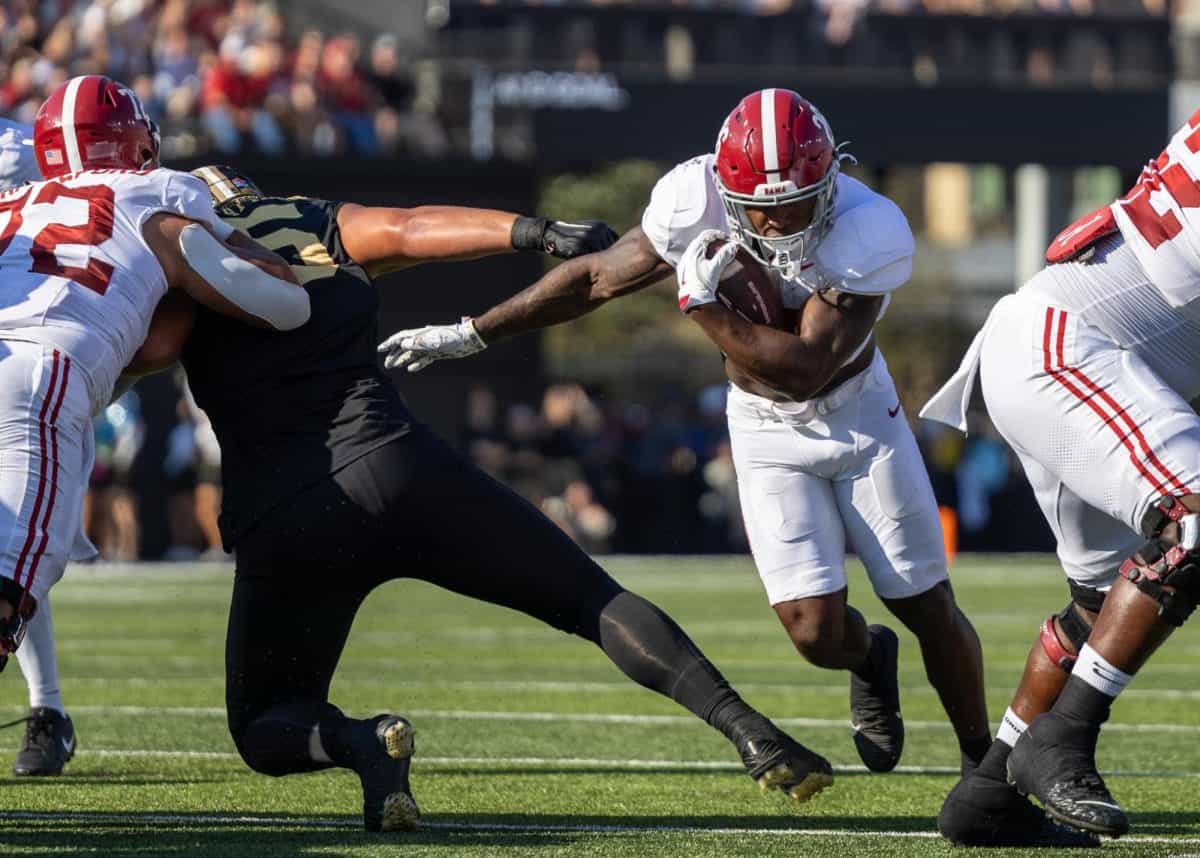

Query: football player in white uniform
<box><xmin>373</xmin><ymin>89</ymin><xmax>1081</xmax><ymax>845</ymax></box>
<box><xmin>0</xmin><ymin>76</ymin><xmax>309</xmax><ymax>693</ymax></box>
<box><xmin>924</xmin><ymin>109</ymin><xmax>1200</xmax><ymax>839</ymax></box>
<box><xmin>0</xmin><ymin>116</ymin><xmax>80</xmax><ymax>777</ymax></box>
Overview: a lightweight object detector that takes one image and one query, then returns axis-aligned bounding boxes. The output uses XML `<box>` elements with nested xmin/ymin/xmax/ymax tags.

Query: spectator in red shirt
<box><xmin>318</xmin><ymin>35</ymin><xmax>380</xmax><ymax>154</ymax></box>
<box><xmin>201</xmin><ymin>36</ymin><xmax>286</xmax><ymax>154</ymax></box>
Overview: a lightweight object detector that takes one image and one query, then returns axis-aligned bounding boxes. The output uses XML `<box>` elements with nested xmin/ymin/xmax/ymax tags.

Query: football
<box><xmin>708</xmin><ymin>237</ymin><xmax>790</xmax><ymax>329</ymax></box>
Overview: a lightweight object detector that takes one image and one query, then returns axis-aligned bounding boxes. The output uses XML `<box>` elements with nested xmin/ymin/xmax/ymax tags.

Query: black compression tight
<box><xmin>226</xmin><ymin>429</ymin><xmax>760</xmax><ymax>775</ymax></box>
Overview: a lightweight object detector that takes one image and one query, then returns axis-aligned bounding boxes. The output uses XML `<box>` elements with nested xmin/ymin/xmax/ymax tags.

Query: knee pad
<box><xmin>1039</xmin><ymin>602</ymin><xmax>1093</xmax><ymax>672</ymax></box>
<box><xmin>1123</xmin><ymin>494</ymin><xmax>1200</xmax><ymax>627</ymax></box>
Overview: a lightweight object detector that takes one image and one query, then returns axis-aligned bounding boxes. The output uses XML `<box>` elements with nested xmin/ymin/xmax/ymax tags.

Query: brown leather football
<box><xmin>708</xmin><ymin>237</ymin><xmax>789</xmax><ymax>330</ymax></box>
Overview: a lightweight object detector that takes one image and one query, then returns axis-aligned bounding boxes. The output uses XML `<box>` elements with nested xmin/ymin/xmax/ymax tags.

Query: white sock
<box><xmin>1071</xmin><ymin>643</ymin><xmax>1133</xmax><ymax>699</ymax></box>
<box><xmin>15</xmin><ymin>601</ymin><xmax>64</xmax><ymax>715</ymax></box>
<box><xmin>996</xmin><ymin>707</ymin><xmax>1028</xmax><ymax>748</ymax></box>
<box><xmin>308</xmin><ymin>724</ymin><xmax>333</xmax><ymax>764</ymax></box>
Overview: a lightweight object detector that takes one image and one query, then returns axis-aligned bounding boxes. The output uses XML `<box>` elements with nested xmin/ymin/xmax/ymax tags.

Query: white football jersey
<box><xmin>641</xmin><ymin>153</ymin><xmax>915</xmax><ymax>310</ymax></box>
<box><xmin>1111</xmin><ymin>109</ymin><xmax>1200</xmax><ymax>312</ymax></box>
<box><xmin>0</xmin><ymin>119</ymin><xmax>38</xmax><ymax>192</ymax></box>
<box><xmin>0</xmin><ymin>167</ymin><xmax>229</xmax><ymax>412</ymax></box>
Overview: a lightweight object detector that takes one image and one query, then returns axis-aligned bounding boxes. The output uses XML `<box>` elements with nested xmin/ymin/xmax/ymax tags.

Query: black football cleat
<box><xmin>850</xmin><ymin>624</ymin><xmax>904</xmax><ymax>773</ymax></box>
<box><xmin>344</xmin><ymin>715</ymin><xmax>420</xmax><ymax>832</ymax></box>
<box><xmin>938</xmin><ymin>770</ymin><xmax>1101</xmax><ymax>848</ymax></box>
<box><xmin>733</xmin><ymin>720</ymin><xmax>834</xmax><ymax>803</ymax></box>
<box><xmin>9</xmin><ymin>707</ymin><xmax>76</xmax><ymax>776</ymax></box>
<box><xmin>1007</xmin><ymin>711</ymin><xmax>1128</xmax><ymax>838</ymax></box>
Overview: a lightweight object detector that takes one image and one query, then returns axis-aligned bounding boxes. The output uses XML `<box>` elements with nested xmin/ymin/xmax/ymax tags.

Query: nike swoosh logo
<box><xmin>888</xmin><ymin>403</ymin><xmax>901</xmax><ymax>418</ymax></box>
<box><xmin>1074</xmin><ymin>800</ymin><xmax>1122</xmax><ymax>809</ymax></box>
<box><xmin>62</xmin><ymin>736</ymin><xmax>75</xmax><ymax>755</ymax></box>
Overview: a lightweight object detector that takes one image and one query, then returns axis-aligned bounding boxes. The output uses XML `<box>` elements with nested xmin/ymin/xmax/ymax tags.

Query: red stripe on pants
<box><xmin>24</xmin><ymin>356</ymin><xmax>72</xmax><ymax>595</ymax></box>
<box><xmin>1041</xmin><ymin>309</ymin><xmax>1173</xmax><ymax>498</ymax></box>
<box><xmin>13</xmin><ymin>351</ymin><xmax>61</xmax><ymax>589</ymax></box>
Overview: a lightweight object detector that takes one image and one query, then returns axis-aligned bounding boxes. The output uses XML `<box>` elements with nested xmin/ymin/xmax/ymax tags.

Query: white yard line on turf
<box><xmin>76</xmin><ymin>748</ymin><xmax>1200</xmax><ymax>777</ymax></box>
<box><xmin>10</xmin><ymin>703</ymin><xmax>1200</xmax><ymax>734</ymax></box>
<box><xmin>2</xmin><ymin>810</ymin><xmax>1197</xmax><ymax>846</ymax></box>
<box><xmin>44</xmin><ymin>676</ymin><xmax>1200</xmax><ymax>701</ymax></box>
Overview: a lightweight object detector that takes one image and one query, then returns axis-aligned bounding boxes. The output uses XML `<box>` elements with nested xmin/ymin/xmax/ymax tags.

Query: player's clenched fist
<box><xmin>377</xmin><ymin>317</ymin><xmax>487</xmax><ymax>372</ymax></box>
<box><xmin>677</xmin><ymin>229</ymin><xmax>737</xmax><ymax>313</ymax></box>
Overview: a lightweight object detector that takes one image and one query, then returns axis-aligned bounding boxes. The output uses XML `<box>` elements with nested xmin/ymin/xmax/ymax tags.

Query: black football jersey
<box><xmin>181</xmin><ymin>196</ymin><xmax>412</xmax><ymax>548</ymax></box>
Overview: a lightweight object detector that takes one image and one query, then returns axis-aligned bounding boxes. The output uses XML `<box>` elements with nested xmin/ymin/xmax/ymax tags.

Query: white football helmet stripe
<box><xmin>760</xmin><ymin>88</ymin><xmax>780</xmax><ymax>183</ymax></box>
<box><xmin>61</xmin><ymin>76</ymin><xmax>85</xmax><ymax>174</ymax></box>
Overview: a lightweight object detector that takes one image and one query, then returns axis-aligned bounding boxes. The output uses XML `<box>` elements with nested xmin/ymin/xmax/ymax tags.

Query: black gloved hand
<box><xmin>511</xmin><ymin>216</ymin><xmax>619</xmax><ymax>259</ymax></box>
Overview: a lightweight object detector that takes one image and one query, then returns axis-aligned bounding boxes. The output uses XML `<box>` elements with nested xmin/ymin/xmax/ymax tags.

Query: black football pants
<box><xmin>225</xmin><ymin>425</ymin><xmax>744</xmax><ymax>775</ymax></box>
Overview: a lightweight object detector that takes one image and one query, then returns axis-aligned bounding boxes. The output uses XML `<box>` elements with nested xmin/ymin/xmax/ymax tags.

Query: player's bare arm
<box><xmin>379</xmin><ymin>226</ymin><xmax>673</xmax><ymax>371</ymax></box>
<box><xmin>690</xmin><ymin>288</ymin><xmax>882</xmax><ymax>401</ymax></box>
<box><xmin>338</xmin><ymin>203</ymin><xmax>618</xmax><ymax>279</ymax></box>
<box><xmin>141</xmin><ymin>212</ymin><xmax>309</xmax><ymax>331</ymax></box>
<box><xmin>337</xmin><ymin>204</ymin><xmax>516</xmax><ymax>277</ymax></box>
<box><xmin>476</xmin><ymin>226</ymin><xmax>673</xmax><ymax>342</ymax></box>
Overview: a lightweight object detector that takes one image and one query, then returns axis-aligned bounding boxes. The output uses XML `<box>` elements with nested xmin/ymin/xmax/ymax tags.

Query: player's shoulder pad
<box><xmin>161</xmin><ymin>169</ymin><xmax>216</xmax><ymax>214</ymax></box>
<box><xmin>150</xmin><ymin>168</ymin><xmax>234</xmax><ymax>239</ymax></box>
<box><xmin>815</xmin><ymin>176</ymin><xmax>914</xmax><ymax>296</ymax></box>
<box><xmin>641</xmin><ymin>154</ymin><xmax>723</xmax><ymax>267</ymax></box>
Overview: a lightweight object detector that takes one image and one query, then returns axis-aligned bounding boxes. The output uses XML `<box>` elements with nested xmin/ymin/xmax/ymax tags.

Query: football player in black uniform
<box><xmin>132</xmin><ymin>165</ymin><xmax>834</xmax><ymax>832</ymax></box>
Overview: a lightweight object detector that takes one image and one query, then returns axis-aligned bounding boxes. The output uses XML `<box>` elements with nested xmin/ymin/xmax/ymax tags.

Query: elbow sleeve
<box><xmin>179</xmin><ymin>224</ymin><xmax>311</xmax><ymax>331</ymax></box>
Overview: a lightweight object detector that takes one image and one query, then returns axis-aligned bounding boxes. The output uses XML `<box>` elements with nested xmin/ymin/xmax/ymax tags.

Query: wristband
<box><xmin>511</xmin><ymin>216</ymin><xmax>548</xmax><ymax>252</ymax></box>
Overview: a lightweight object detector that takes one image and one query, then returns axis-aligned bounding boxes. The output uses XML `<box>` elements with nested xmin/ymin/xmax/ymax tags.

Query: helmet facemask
<box><xmin>719</xmin><ymin>145</ymin><xmax>854</xmax><ymax>279</ymax></box>
<box><xmin>190</xmin><ymin>165</ymin><xmax>265</xmax><ymax>216</ymax></box>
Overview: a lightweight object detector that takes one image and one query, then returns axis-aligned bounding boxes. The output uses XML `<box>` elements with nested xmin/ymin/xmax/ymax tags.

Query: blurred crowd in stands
<box><xmin>0</xmin><ymin>0</ymin><xmax>447</xmax><ymax>159</ymax></box>
<box><xmin>0</xmin><ymin>0</ymin><xmax>1174</xmax><ymax>163</ymax></box>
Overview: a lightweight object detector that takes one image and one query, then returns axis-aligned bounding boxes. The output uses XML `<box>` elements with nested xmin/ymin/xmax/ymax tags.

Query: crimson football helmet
<box><xmin>714</xmin><ymin>89</ymin><xmax>850</xmax><ymax>276</ymax></box>
<box><xmin>34</xmin><ymin>75</ymin><xmax>160</xmax><ymax>179</ymax></box>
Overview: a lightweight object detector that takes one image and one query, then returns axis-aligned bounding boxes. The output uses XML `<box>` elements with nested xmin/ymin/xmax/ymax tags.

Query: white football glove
<box><xmin>377</xmin><ymin>317</ymin><xmax>487</xmax><ymax>372</ymax></box>
<box><xmin>677</xmin><ymin>229</ymin><xmax>739</xmax><ymax>313</ymax></box>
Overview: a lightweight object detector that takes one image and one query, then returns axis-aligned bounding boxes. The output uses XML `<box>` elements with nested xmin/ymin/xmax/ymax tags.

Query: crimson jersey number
<box><xmin>1119</xmin><ymin>116</ymin><xmax>1200</xmax><ymax>250</ymax></box>
<box><xmin>0</xmin><ymin>184</ymin><xmax>117</xmax><ymax>295</ymax></box>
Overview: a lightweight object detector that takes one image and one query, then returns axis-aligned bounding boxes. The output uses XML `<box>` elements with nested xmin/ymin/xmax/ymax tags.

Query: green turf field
<box><xmin>0</xmin><ymin>555</ymin><xmax>1197</xmax><ymax>857</ymax></box>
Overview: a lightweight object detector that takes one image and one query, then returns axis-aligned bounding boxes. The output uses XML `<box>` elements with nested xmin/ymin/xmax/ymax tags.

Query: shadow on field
<box><xmin>0</xmin><ymin>776</ymin><xmax>229</xmax><ymax>788</ymax></box>
<box><xmin>418</xmin><ymin>765</ymin><xmax>953</xmax><ymax>778</ymax></box>
<box><xmin>1128</xmin><ymin>810</ymin><xmax>1200</xmax><ymax>835</ymax></box>
<box><xmin>0</xmin><ymin>811</ymin><xmax>575</xmax><ymax>854</ymax></box>
<box><xmin>426</xmin><ymin>812</ymin><xmax>935</xmax><ymax>833</ymax></box>
<box><xmin>0</xmin><ymin>808</ymin><xmax>939</xmax><ymax>854</ymax></box>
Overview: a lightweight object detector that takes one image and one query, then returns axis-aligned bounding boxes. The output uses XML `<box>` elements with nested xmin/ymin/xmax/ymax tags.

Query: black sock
<box><xmin>958</xmin><ymin>733</ymin><xmax>992</xmax><ymax>778</ymax></box>
<box><xmin>596</xmin><ymin>591</ymin><xmax>768</xmax><ymax>740</ymax></box>
<box><xmin>322</xmin><ymin>714</ymin><xmax>382</xmax><ymax>769</ymax></box>
<box><xmin>702</xmin><ymin>687</ymin><xmax>773</xmax><ymax>742</ymax></box>
<box><xmin>974</xmin><ymin>737</ymin><xmax>1013</xmax><ymax>782</ymax></box>
<box><xmin>238</xmin><ymin>701</ymin><xmax>348</xmax><ymax>776</ymax></box>
<box><xmin>1053</xmin><ymin>675</ymin><xmax>1114</xmax><ymax>726</ymax></box>
<box><xmin>850</xmin><ymin>627</ymin><xmax>880</xmax><ymax>681</ymax></box>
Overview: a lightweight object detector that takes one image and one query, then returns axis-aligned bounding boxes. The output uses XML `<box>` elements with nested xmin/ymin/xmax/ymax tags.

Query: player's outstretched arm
<box><xmin>689</xmin><ymin>289</ymin><xmax>882</xmax><ymax>401</ymax></box>
<box><xmin>337</xmin><ymin>203</ymin><xmax>618</xmax><ymax>278</ymax></box>
<box><xmin>143</xmin><ymin>213</ymin><xmax>310</xmax><ymax>331</ymax></box>
<box><xmin>378</xmin><ymin>226</ymin><xmax>672</xmax><ymax>372</ymax></box>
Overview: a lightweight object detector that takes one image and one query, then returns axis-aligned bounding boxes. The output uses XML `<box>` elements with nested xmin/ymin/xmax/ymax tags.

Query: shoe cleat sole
<box><xmin>382</xmin><ymin>719</ymin><xmax>415</xmax><ymax>760</ymax></box>
<box><xmin>380</xmin><ymin>791</ymin><xmax>421</xmax><ymax>832</ymax></box>
<box><xmin>757</xmin><ymin>763</ymin><xmax>834</xmax><ymax>803</ymax></box>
